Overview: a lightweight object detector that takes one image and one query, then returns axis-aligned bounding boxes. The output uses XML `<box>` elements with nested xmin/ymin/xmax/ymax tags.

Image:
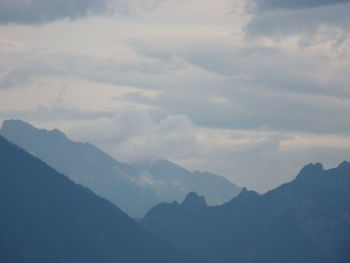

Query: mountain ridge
<box><xmin>141</xmin><ymin>161</ymin><xmax>350</xmax><ymax>263</ymax></box>
<box><xmin>0</xmin><ymin>119</ymin><xmax>240</xmax><ymax>217</ymax></box>
<box><xmin>0</xmin><ymin>134</ymin><xmax>201</xmax><ymax>263</ymax></box>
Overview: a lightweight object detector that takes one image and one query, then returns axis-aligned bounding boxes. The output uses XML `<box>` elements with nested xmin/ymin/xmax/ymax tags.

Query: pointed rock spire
<box><xmin>181</xmin><ymin>192</ymin><xmax>207</xmax><ymax>211</ymax></box>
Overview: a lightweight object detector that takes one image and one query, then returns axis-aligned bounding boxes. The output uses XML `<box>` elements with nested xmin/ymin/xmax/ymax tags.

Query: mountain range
<box><xmin>1</xmin><ymin>118</ymin><xmax>349</xmax><ymax>263</ymax></box>
<box><xmin>0</xmin><ymin>119</ymin><xmax>240</xmax><ymax>218</ymax></box>
<box><xmin>0</xmin><ymin>135</ymin><xmax>200</xmax><ymax>263</ymax></box>
<box><xmin>141</xmin><ymin>161</ymin><xmax>350</xmax><ymax>263</ymax></box>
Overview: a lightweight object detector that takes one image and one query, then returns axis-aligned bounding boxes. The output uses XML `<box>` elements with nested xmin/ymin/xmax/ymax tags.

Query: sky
<box><xmin>0</xmin><ymin>0</ymin><xmax>350</xmax><ymax>192</ymax></box>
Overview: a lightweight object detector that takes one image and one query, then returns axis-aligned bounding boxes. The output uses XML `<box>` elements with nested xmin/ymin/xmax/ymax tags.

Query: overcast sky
<box><xmin>1</xmin><ymin>0</ymin><xmax>350</xmax><ymax>192</ymax></box>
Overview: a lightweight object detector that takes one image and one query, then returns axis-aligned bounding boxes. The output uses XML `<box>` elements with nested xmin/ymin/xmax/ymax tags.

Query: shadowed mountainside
<box><xmin>0</xmin><ymin>119</ymin><xmax>240</xmax><ymax>217</ymax></box>
<box><xmin>0</xmin><ymin>135</ymin><xmax>200</xmax><ymax>263</ymax></box>
<box><xmin>142</xmin><ymin>162</ymin><xmax>350</xmax><ymax>263</ymax></box>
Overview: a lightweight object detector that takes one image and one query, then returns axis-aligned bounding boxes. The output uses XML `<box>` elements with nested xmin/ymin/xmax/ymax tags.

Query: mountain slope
<box><xmin>0</xmin><ymin>135</ymin><xmax>200</xmax><ymax>263</ymax></box>
<box><xmin>134</xmin><ymin>159</ymin><xmax>241</xmax><ymax>206</ymax></box>
<box><xmin>0</xmin><ymin>119</ymin><xmax>155</xmax><ymax>218</ymax></box>
<box><xmin>142</xmin><ymin>162</ymin><xmax>350</xmax><ymax>263</ymax></box>
<box><xmin>0</xmin><ymin>119</ymin><xmax>240</xmax><ymax>217</ymax></box>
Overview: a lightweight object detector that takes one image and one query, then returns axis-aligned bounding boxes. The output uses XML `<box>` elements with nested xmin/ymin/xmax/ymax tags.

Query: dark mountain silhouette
<box><xmin>0</xmin><ymin>135</ymin><xmax>200</xmax><ymax>263</ymax></box>
<box><xmin>0</xmin><ymin>119</ymin><xmax>240</xmax><ymax>217</ymax></box>
<box><xmin>142</xmin><ymin>162</ymin><xmax>350</xmax><ymax>263</ymax></box>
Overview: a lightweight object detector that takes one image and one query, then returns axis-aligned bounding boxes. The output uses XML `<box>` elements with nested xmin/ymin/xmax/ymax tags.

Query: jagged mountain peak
<box><xmin>0</xmin><ymin>119</ymin><xmax>240</xmax><ymax>217</ymax></box>
<box><xmin>0</xmin><ymin>135</ymin><xmax>200</xmax><ymax>263</ymax></box>
<box><xmin>1</xmin><ymin>119</ymin><xmax>35</xmax><ymax>132</ymax></box>
<box><xmin>338</xmin><ymin>160</ymin><xmax>350</xmax><ymax>169</ymax></box>
<box><xmin>237</xmin><ymin>187</ymin><xmax>260</xmax><ymax>198</ymax></box>
<box><xmin>142</xmin><ymin>161</ymin><xmax>350</xmax><ymax>263</ymax></box>
<box><xmin>295</xmin><ymin>162</ymin><xmax>324</xmax><ymax>181</ymax></box>
<box><xmin>1</xmin><ymin>119</ymin><xmax>68</xmax><ymax>141</ymax></box>
<box><xmin>134</xmin><ymin>158</ymin><xmax>241</xmax><ymax>206</ymax></box>
<box><xmin>181</xmin><ymin>192</ymin><xmax>207</xmax><ymax>210</ymax></box>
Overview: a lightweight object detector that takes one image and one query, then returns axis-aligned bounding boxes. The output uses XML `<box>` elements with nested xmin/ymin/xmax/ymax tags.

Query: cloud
<box><xmin>1</xmin><ymin>0</ymin><xmax>349</xmax><ymax>193</ymax></box>
<box><xmin>123</xmin><ymin>86</ymin><xmax>350</xmax><ymax>135</ymax></box>
<box><xmin>0</xmin><ymin>106</ymin><xmax>114</xmax><ymax>124</ymax></box>
<box><xmin>67</xmin><ymin>111</ymin><xmax>201</xmax><ymax>162</ymax></box>
<box><xmin>116</xmin><ymin>41</ymin><xmax>350</xmax><ymax>135</ymax></box>
<box><xmin>0</xmin><ymin>49</ymin><xmax>185</xmax><ymax>90</ymax></box>
<box><xmin>0</xmin><ymin>0</ymin><xmax>126</xmax><ymax>24</ymax></box>
<box><xmin>1</xmin><ymin>39</ymin><xmax>350</xmax><ymax>136</ymax></box>
<box><xmin>247</xmin><ymin>0</ymin><xmax>350</xmax><ymax>12</ymax></box>
<box><xmin>245</xmin><ymin>2</ymin><xmax>350</xmax><ymax>37</ymax></box>
<box><xmin>4</xmin><ymin>105</ymin><xmax>349</xmax><ymax>193</ymax></box>
<box><xmin>61</xmin><ymin>111</ymin><xmax>350</xmax><ymax>192</ymax></box>
<box><xmin>181</xmin><ymin>130</ymin><xmax>350</xmax><ymax>192</ymax></box>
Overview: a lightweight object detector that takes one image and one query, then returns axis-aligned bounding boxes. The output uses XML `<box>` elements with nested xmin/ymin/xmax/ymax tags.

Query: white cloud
<box><xmin>61</xmin><ymin>111</ymin><xmax>350</xmax><ymax>192</ymax></box>
<box><xmin>67</xmin><ymin>111</ymin><xmax>200</xmax><ymax>162</ymax></box>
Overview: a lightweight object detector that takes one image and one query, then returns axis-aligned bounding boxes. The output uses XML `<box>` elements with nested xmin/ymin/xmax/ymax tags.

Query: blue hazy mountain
<box><xmin>0</xmin><ymin>119</ymin><xmax>240</xmax><ymax>217</ymax></box>
<box><xmin>0</xmin><ymin>119</ymin><xmax>157</xmax><ymax>218</ymax></box>
<box><xmin>0</xmin><ymin>135</ymin><xmax>200</xmax><ymax>263</ymax></box>
<box><xmin>142</xmin><ymin>162</ymin><xmax>350</xmax><ymax>263</ymax></box>
<box><xmin>134</xmin><ymin>159</ymin><xmax>241</xmax><ymax>206</ymax></box>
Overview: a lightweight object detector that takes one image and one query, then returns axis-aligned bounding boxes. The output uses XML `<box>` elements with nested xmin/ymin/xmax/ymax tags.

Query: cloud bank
<box><xmin>0</xmin><ymin>0</ymin><xmax>126</xmax><ymax>24</ymax></box>
<box><xmin>247</xmin><ymin>0</ymin><xmax>350</xmax><ymax>12</ymax></box>
<box><xmin>245</xmin><ymin>0</ymin><xmax>350</xmax><ymax>37</ymax></box>
<box><xmin>0</xmin><ymin>0</ymin><xmax>349</xmax><ymax>192</ymax></box>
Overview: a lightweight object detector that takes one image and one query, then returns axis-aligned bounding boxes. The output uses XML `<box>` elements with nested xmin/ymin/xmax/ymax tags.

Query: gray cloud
<box><xmin>181</xmin><ymin>133</ymin><xmax>350</xmax><ymax>192</ymax></box>
<box><xmin>63</xmin><ymin>111</ymin><xmax>350</xmax><ymax>192</ymax></box>
<box><xmin>121</xmin><ymin>43</ymin><xmax>350</xmax><ymax>135</ymax></box>
<box><xmin>247</xmin><ymin>0</ymin><xmax>350</xmax><ymax>12</ymax></box>
<box><xmin>244</xmin><ymin>0</ymin><xmax>350</xmax><ymax>38</ymax></box>
<box><xmin>122</xmin><ymin>86</ymin><xmax>350</xmax><ymax>135</ymax></box>
<box><xmin>0</xmin><ymin>51</ymin><xmax>184</xmax><ymax>89</ymax></box>
<box><xmin>67</xmin><ymin>111</ymin><xmax>201</xmax><ymax>162</ymax></box>
<box><xmin>0</xmin><ymin>106</ymin><xmax>114</xmax><ymax>124</ymax></box>
<box><xmin>2</xmin><ymin>44</ymin><xmax>350</xmax><ymax>136</ymax></box>
<box><xmin>245</xmin><ymin>2</ymin><xmax>350</xmax><ymax>37</ymax></box>
<box><xmin>1</xmin><ymin>0</ymin><xmax>349</xmax><ymax>192</ymax></box>
<box><xmin>132</xmin><ymin>41</ymin><xmax>350</xmax><ymax>99</ymax></box>
<box><xmin>0</xmin><ymin>0</ymin><xmax>126</xmax><ymax>24</ymax></box>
